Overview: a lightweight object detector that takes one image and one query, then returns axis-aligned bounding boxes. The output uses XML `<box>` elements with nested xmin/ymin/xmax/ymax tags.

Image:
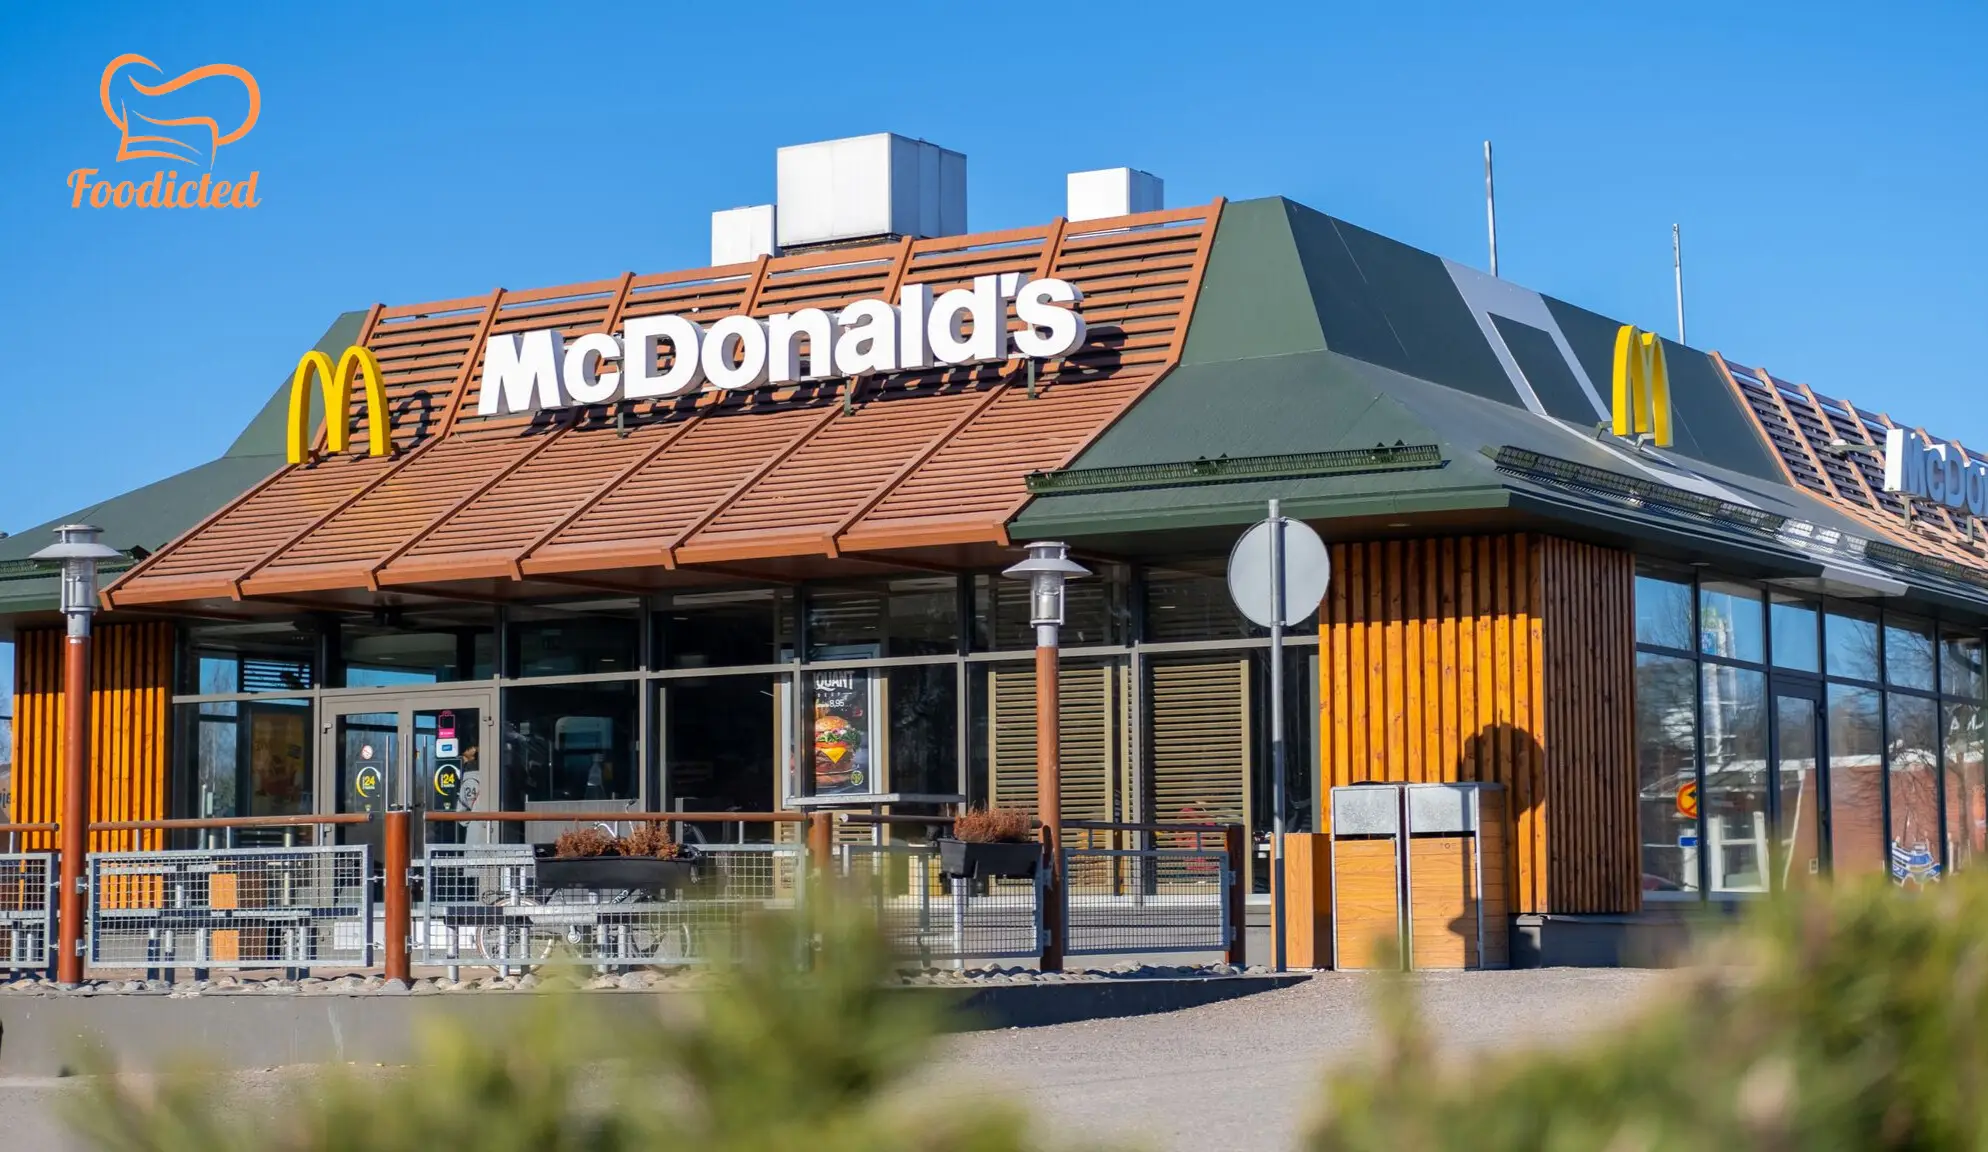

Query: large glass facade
<box><xmin>1635</xmin><ymin>561</ymin><xmax>1987</xmax><ymax>902</ymax></box>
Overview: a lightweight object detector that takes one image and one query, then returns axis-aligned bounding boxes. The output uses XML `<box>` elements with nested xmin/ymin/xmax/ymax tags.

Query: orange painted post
<box><xmin>383</xmin><ymin>809</ymin><xmax>410</xmax><ymax>983</ymax></box>
<box><xmin>56</xmin><ymin>634</ymin><xmax>90</xmax><ymax>985</ymax></box>
<box><xmin>1037</xmin><ymin>642</ymin><xmax>1065</xmax><ymax>973</ymax></box>
<box><xmin>806</xmin><ymin>812</ymin><xmax>833</xmax><ymax>878</ymax></box>
<box><xmin>1225</xmin><ymin>823</ymin><xmax>1248</xmax><ymax>968</ymax></box>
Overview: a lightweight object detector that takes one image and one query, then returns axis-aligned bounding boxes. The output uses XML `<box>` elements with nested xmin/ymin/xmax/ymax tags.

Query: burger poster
<box><xmin>811</xmin><ymin>669</ymin><xmax>876</xmax><ymax>795</ymax></box>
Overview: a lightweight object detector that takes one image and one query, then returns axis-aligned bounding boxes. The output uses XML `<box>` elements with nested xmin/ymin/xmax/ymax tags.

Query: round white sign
<box><xmin>1226</xmin><ymin>516</ymin><xmax>1330</xmax><ymax>629</ymax></box>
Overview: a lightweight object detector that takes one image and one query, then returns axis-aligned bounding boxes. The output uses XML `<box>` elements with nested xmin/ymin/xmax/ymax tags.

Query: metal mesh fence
<box><xmin>86</xmin><ymin>846</ymin><xmax>373</xmax><ymax>970</ymax></box>
<box><xmin>1063</xmin><ymin>847</ymin><xmax>1230</xmax><ymax>956</ymax></box>
<box><xmin>0</xmin><ymin>854</ymin><xmax>53</xmax><ymax>968</ymax></box>
<box><xmin>417</xmin><ymin>844</ymin><xmax>805</xmax><ymax>970</ymax></box>
<box><xmin>841</xmin><ymin>844</ymin><xmax>1043</xmax><ymax>961</ymax></box>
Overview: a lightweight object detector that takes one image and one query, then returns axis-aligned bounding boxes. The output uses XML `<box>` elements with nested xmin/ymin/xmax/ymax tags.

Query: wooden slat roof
<box><xmin>1715</xmin><ymin>353</ymin><xmax>1988</xmax><ymax>571</ymax></box>
<box><xmin>105</xmin><ymin>202</ymin><xmax>1224</xmax><ymax>608</ymax></box>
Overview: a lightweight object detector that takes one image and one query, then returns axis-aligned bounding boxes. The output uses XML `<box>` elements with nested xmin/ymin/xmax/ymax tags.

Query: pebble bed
<box><xmin>0</xmin><ymin>962</ymin><xmax>1268</xmax><ymax>996</ymax></box>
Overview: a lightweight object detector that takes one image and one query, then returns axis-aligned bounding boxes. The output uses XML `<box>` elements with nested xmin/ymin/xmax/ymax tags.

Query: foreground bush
<box><xmin>71</xmin><ymin>891</ymin><xmax>1085</xmax><ymax>1152</ymax></box>
<box><xmin>1307</xmin><ymin>872</ymin><xmax>1988</xmax><ymax>1151</ymax></box>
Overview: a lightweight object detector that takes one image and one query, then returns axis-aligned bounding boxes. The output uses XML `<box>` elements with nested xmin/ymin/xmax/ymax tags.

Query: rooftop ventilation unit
<box><xmin>1067</xmin><ymin>167</ymin><xmax>1164</xmax><ymax>222</ymax></box>
<box><xmin>775</xmin><ymin>133</ymin><xmax>966</xmax><ymax>251</ymax></box>
<box><xmin>711</xmin><ymin>204</ymin><xmax>778</xmax><ymax>265</ymax></box>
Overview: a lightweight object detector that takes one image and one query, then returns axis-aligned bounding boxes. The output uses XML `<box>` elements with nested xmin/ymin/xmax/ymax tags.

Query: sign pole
<box><xmin>1268</xmin><ymin>499</ymin><xmax>1288</xmax><ymax>974</ymax></box>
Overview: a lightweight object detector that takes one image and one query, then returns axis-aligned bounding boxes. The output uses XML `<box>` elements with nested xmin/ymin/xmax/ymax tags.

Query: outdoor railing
<box><xmin>26</xmin><ymin>811</ymin><xmax>1245</xmax><ymax>979</ymax></box>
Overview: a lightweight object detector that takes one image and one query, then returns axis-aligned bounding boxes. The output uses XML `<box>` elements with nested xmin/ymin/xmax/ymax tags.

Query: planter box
<box><xmin>536</xmin><ymin>854</ymin><xmax>698</xmax><ymax>894</ymax></box>
<box><xmin>938</xmin><ymin>838</ymin><xmax>1040</xmax><ymax>880</ymax></box>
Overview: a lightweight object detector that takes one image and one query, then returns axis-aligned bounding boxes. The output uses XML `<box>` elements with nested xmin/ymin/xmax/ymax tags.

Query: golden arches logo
<box><xmin>99</xmin><ymin>53</ymin><xmax>260</xmax><ymax>166</ymax></box>
<box><xmin>287</xmin><ymin>346</ymin><xmax>391</xmax><ymax>465</ymax></box>
<box><xmin>1610</xmin><ymin>324</ymin><xmax>1672</xmax><ymax>448</ymax></box>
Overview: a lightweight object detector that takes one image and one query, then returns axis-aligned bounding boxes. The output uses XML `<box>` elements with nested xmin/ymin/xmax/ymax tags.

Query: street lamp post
<box><xmin>30</xmin><ymin>525</ymin><xmax>120</xmax><ymax>985</ymax></box>
<box><xmin>1002</xmin><ymin>542</ymin><xmax>1089</xmax><ymax>973</ymax></box>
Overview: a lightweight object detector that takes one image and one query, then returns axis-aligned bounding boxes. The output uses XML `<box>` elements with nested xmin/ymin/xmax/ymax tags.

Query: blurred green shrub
<box><xmin>1306</xmin><ymin>873</ymin><xmax>1988</xmax><ymax>1151</ymax></box>
<box><xmin>71</xmin><ymin>890</ymin><xmax>1090</xmax><ymax>1152</ymax></box>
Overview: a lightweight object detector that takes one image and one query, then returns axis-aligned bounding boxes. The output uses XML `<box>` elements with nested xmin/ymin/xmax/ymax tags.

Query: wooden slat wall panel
<box><xmin>1318</xmin><ymin>534</ymin><xmax>1637</xmax><ymax>915</ymax></box>
<box><xmin>10</xmin><ymin>623</ymin><xmax>170</xmax><ymax>852</ymax></box>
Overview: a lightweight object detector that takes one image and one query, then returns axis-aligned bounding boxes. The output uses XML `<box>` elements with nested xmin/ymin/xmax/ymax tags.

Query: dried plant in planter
<box><xmin>620</xmin><ymin>822</ymin><xmax>689</xmax><ymax>860</ymax></box>
<box><xmin>553</xmin><ymin>826</ymin><xmax>619</xmax><ymax>859</ymax></box>
<box><xmin>950</xmin><ymin>806</ymin><xmax>1035</xmax><ymax>845</ymax></box>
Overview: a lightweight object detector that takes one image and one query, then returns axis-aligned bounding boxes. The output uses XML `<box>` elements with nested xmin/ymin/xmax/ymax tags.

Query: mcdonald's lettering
<box><xmin>1885</xmin><ymin>427</ymin><xmax>1988</xmax><ymax>519</ymax></box>
<box><xmin>287</xmin><ymin>346</ymin><xmax>391</xmax><ymax>465</ymax></box>
<box><xmin>1610</xmin><ymin>324</ymin><xmax>1672</xmax><ymax>448</ymax></box>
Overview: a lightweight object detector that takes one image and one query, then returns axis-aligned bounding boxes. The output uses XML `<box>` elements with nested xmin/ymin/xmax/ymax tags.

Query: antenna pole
<box><xmin>1673</xmin><ymin>223</ymin><xmax>1687</xmax><ymax>346</ymax></box>
<box><xmin>1484</xmin><ymin>141</ymin><xmax>1499</xmax><ymax>278</ymax></box>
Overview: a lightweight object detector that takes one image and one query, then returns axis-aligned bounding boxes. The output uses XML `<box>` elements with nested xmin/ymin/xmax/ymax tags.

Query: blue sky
<box><xmin>1</xmin><ymin>1</ymin><xmax>1986</xmax><ymax>707</ymax></box>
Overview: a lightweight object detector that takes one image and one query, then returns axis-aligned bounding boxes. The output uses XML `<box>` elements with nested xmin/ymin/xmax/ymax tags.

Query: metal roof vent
<box><xmin>1067</xmin><ymin>167</ymin><xmax>1164</xmax><ymax>222</ymax></box>
<box><xmin>776</xmin><ymin>133</ymin><xmax>967</xmax><ymax>251</ymax></box>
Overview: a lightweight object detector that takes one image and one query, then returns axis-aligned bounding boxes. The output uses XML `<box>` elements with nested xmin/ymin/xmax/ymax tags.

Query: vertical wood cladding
<box><xmin>1320</xmin><ymin>535</ymin><xmax>1637</xmax><ymax>914</ymax></box>
<box><xmin>9</xmin><ymin>623</ymin><xmax>171</xmax><ymax>851</ymax></box>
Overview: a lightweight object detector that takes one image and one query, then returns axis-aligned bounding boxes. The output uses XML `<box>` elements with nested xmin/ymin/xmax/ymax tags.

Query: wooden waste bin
<box><xmin>1329</xmin><ymin>785</ymin><xmax>1404</xmax><ymax>970</ymax></box>
<box><xmin>1403</xmin><ymin>783</ymin><xmax>1508</xmax><ymax>970</ymax></box>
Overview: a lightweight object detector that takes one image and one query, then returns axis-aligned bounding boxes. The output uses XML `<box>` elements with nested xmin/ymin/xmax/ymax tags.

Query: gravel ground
<box><xmin>0</xmin><ymin>967</ymin><xmax>1669</xmax><ymax>1151</ymax></box>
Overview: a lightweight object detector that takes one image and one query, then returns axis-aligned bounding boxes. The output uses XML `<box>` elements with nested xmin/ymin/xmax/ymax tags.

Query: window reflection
<box><xmin>502</xmin><ymin>682</ymin><xmax>639</xmax><ymax>809</ymax></box>
<box><xmin>1634</xmin><ymin>573</ymin><xmax>1694</xmax><ymax>651</ymax></box>
<box><xmin>1825</xmin><ymin>608</ymin><xmax>1882</xmax><ymax>683</ymax></box>
<box><xmin>1942</xmin><ymin>631</ymin><xmax>1984</xmax><ymax>703</ymax></box>
<box><xmin>1702</xmin><ymin>664</ymin><xmax>1769</xmax><ymax>893</ymax></box>
<box><xmin>1887</xmin><ymin>693</ymin><xmax>1941</xmax><ymax>885</ymax></box>
<box><xmin>1826</xmin><ymin>685</ymin><xmax>1885</xmax><ymax>876</ymax></box>
<box><xmin>1769</xmin><ymin>594</ymin><xmax>1819</xmax><ymax>672</ymax></box>
<box><xmin>1946</xmin><ymin>703</ymin><xmax>1985</xmax><ymax>872</ymax></box>
<box><xmin>1636</xmin><ymin>653</ymin><xmax>1699</xmax><ymax>895</ymax></box>
<box><xmin>1774</xmin><ymin>695</ymin><xmax>1822</xmax><ymax>888</ymax></box>
<box><xmin>1698</xmin><ymin>581</ymin><xmax>1763</xmax><ymax>663</ymax></box>
<box><xmin>1884</xmin><ymin>617</ymin><xmax>1936</xmax><ymax>692</ymax></box>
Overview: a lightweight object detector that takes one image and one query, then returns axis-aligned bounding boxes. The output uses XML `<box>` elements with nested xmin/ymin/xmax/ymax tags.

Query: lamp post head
<box><xmin>31</xmin><ymin>524</ymin><xmax>120</xmax><ymax>628</ymax></box>
<box><xmin>1002</xmin><ymin>541</ymin><xmax>1091</xmax><ymax>636</ymax></box>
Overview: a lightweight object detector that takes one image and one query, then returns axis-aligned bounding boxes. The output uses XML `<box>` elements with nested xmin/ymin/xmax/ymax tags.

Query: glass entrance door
<box><xmin>1772</xmin><ymin>688</ymin><xmax>1825</xmax><ymax>888</ymax></box>
<box><xmin>322</xmin><ymin>693</ymin><xmax>493</xmax><ymax>857</ymax></box>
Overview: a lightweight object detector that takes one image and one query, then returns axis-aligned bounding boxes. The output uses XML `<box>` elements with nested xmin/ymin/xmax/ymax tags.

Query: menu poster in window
<box><xmin>811</xmin><ymin>669</ymin><xmax>875</xmax><ymax>795</ymax></box>
<box><xmin>249</xmin><ymin>708</ymin><xmax>307</xmax><ymax>814</ymax></box>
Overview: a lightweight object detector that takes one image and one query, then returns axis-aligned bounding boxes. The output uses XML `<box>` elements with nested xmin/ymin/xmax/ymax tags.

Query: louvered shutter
<box><xmin>988</xmin><ymin>664</ymin><xmax>1123</xmax><ymax>847</ymax></box>
<box><xmin>1148</xmin><ymin>658</ymin><xmax>1251</xmax><ymax>888</ymax></box>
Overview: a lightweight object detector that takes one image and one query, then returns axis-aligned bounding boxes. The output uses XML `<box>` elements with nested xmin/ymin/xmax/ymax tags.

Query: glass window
<box><xmin>1145</xmin><ymin>562</ymin><xmax>1273</xmax><ymax>643</ymax></box>
<box><xmin>1945</xmin><ymin>702</ymin><xmax>1984</xmax><ymax>872</ymax></box>
<box><xmin>1636</xmin><ymin>653</ymin><xmax>1699</xmax><ymax>898</ymax></box>
<box><xmin>173</xmin><ymin>698</ymin><xmax>313</xmax><ymax>844</ymax></box>
<box><xmin>1769</xmin><ymin>594</ymin><xmax>1819</xmax><ymax>672</ymax></box>
<box><xmin>1701</xmin><ymin>665</ymin><xmax>1769</xmax><ymax>893</ymax></box>
<box><xmin>968</xmin><ymin>656</ymin><xmax>1129</xmax><ymax>824</ymax></box>
<box><xmin>1697</xmin><ymin>581</ymin><xmax>1763</xmax><ymax>663</ymax></box>
<box><xmin>1634</xmin><ymin>571</ymin><xmax>1695</xmax><ymax>651</ymax></box>
<box><xmin>663</xmin><ymin>672</ymin><xmax>786</xmax><ymax>841</ymax></box>
<box><xmin>1774</xmin><ymin>694</ymin><xmax>1824</xmax><ymax>888</ymax></box>
<box><xmin>1825</xmin><ymin>608</ymin><xmax>1882</xmax><ymax>683</ymax></box>
<box><xmin>1884</xmin><ymin>616</ymin><xmax>1937</xmax><ymax>692</ymax></box>
<box><xmin>798</xmin><ymin>665</ymin><xmax>960</xmax><ymax>799</ymax></box>
<box><xmin>1887</xmin><ymin>692</ymin><xmax>1941</xmax><ymax>885</ymax></box>
<box><xmin>501</xmin><ymin>682</ymin><xmax>640</xmax><ymax>807</ymax></box>
<box><xmin>180</xmin><ymin>620</ymin><xmax>318</xmax><ymax>695</ymax></box>
<box><xmin>1826</xmin><ymin>684</ymin><xmax>1885</xmax><ymax>876</ymax></box>
<box><xmin>654</xmin><ymin>589</ymin><xmax>794</xmax><ymax>669</ymax></box>
<box><xmin>972</xmin><ymin>565</ymin><xmax>1129</xmax><ymax>650</ymax></box>
<box><xmin>334</xmin><ymin>611</ymin><xmax>494</xmax><ymax>687</ymax></box>
<box><xmin>805</xmin><ymin>578</ymin><xmax>959</xmax><ymax>659</ymax></box>
<box><xmin>506</xmin><ymin>599</ymin><xmax>640</xmax><ymax>678</ymax></box>
<box><xmin>1942</xmin><ymin>629</ymin><xmax>1984</xmax><ymax>702</ymax></box>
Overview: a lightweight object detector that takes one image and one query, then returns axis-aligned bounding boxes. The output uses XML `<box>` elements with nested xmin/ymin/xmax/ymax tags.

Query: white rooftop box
<box><xmin>711</xmin><ymin>204</ymin><xmax>778</xmax><ymax>266</ymax></box>
<box><xmin>1067</xmin><ymin>167</ymin><xmax>1164</xmax><ymax>222</ymax></box>
<box><xmin>776</xmin><ymin>133</ymin><xmax>967</xmax><ymax>249</ymax></box>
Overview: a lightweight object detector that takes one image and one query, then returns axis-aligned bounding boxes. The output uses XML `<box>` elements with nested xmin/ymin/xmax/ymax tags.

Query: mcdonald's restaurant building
<box><xmin>6</xmin><ymin>136</ymin><xmax>1987</xmax><ymax>963</ymax></box>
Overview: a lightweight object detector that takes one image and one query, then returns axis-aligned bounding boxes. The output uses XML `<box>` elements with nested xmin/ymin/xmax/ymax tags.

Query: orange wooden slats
<box><xmin>1317</xmin><ymin>534</ymin><xmax>1638</xmax><ymax>915</ymax></box>
<box><xmin>11</xmin><ymin>623</ymin><xmax>170</xmax><ymax>852</ymax></box>
<box><xmin>113</xmin><ymin>203</ymin><xmax>1222</xmax><ymax>601</ymax></box>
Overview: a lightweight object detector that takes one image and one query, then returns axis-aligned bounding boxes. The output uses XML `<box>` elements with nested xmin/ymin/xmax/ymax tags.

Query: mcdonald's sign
<box><xmin>286</xmin><ymin>345</ymin><xmax>390</xmax><ymax>465</ymax></box>
<box><xmin>1610</xmin><ymin>324</ymin><xmax>1672</xmax><ymax>448</ymax></box>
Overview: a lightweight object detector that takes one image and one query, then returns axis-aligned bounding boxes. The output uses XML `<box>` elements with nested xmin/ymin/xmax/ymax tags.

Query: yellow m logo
<box><xmin>287</xmin><ymin>346</ymin><xmax>390</xmax><ymax>465</ymax></box>
<box><xmin>1610</xmin><ymin>324</ymin><xmax>1672</xmax><ymax>448</ymax></box>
